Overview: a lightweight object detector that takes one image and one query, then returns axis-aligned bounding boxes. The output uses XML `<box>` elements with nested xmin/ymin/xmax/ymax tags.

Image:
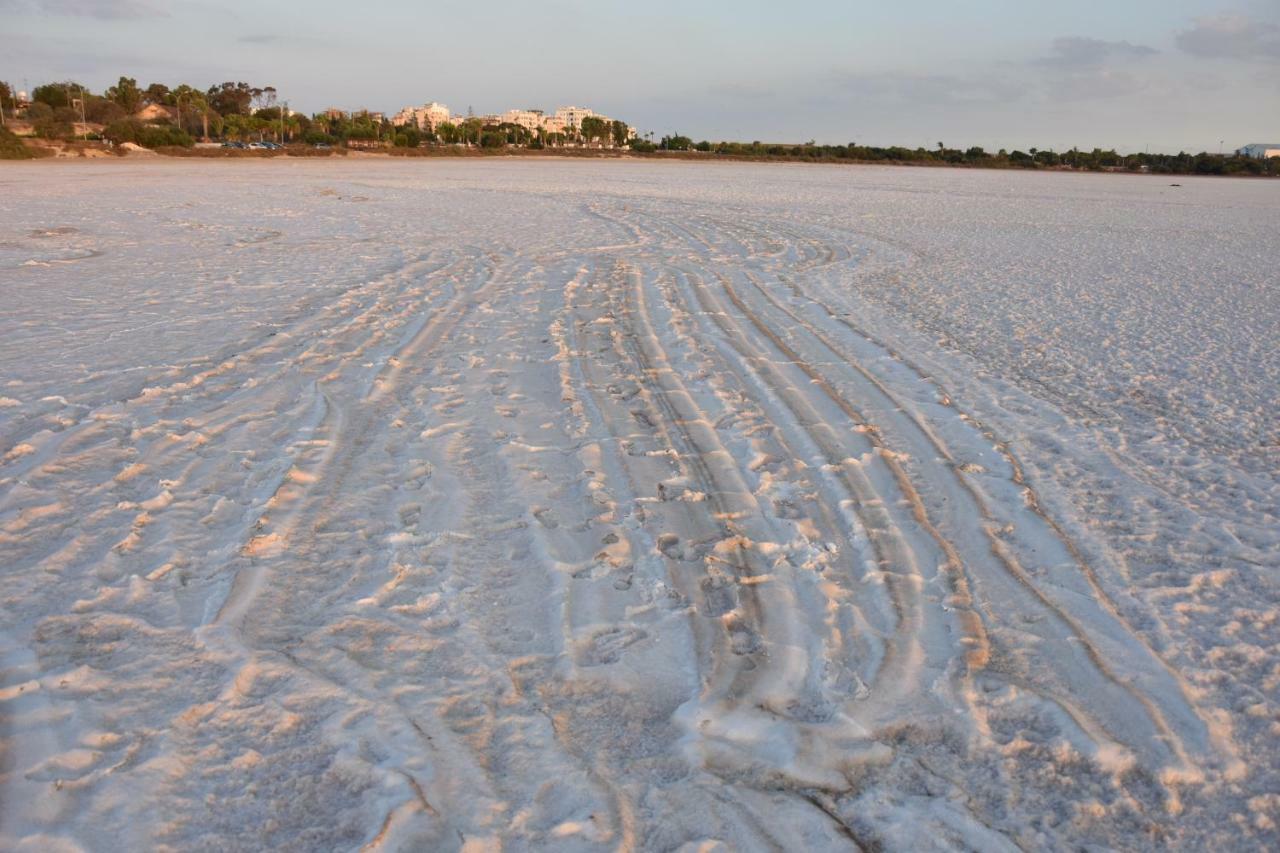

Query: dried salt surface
<box><xmin>0</xmin><ymin>159</ymin><xmax>1276</xmax><ymax>851</ymax></box>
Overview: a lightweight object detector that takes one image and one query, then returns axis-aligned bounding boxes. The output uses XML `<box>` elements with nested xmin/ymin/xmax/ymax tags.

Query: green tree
<box><xmin>143</xmin><ymin>83</ymin><xmax>171</xmax><ymax>105</ymax></box>
<box><xmin>579</xmin><ymin>116</ymin><xmax>607</xmax><ymax>145</ymax></box>
<box><xmin>32</xmin><ymin>82</ymin><xmax>86</xmax><ymax>109</ymax></box>
<box><xmin>106</xmin><ymin>76</ymin><xmax>143</xmax><ymax>114</ymax></box>
<box><xmin>170</xmin><ymin>84</ymin><xmax>214</xmax><ymax>139</ymax></box>
<box><xmin>206</xmin><ymin>81</ymin><xmax>254</xmax><ymax>116</ymax></box>
<box><xmin>460</xmin><ymin>117</ymin><xmax>483</xmax><ymax>146</ymax></box>
<box><xmin>84</xmin><ymin>96</ymin><xmax>126</xmax><ymax>124</ymax></box>
<box><xmin>393</xmin><ymin>127</ymin><xmax>421</xmax><ymax>148</ymax></box>
<box><xmin>611</xmin><ymin>120</ymin><xmax>629</xmax><ymax>147</ymax></box>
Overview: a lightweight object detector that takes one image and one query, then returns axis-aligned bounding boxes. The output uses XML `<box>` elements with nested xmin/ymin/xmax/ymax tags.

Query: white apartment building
<box><xmin>389</xmin><ymin>100</ymin><xmax>633</xmax><ymax>142</ymax></box>
<box><xmin>554</xmin><ymin>106</ymin><xmax>594</xmax><ymax>129</ymax></box>
<box><xmin>392</xmin><ymin>102</ymin><xmax>453</xmax><ymax>130</ymax></box>
<box><xmin>500</xmin><ymin>109</ymin><xmax>544</xmax><ymax>131</ymax></box>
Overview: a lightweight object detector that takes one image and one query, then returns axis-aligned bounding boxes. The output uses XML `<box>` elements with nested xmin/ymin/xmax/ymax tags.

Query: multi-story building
<box><xmin>389</xmin><ymin>100</ymin><xmax>633</xmax><ymax>143</ymax></box>
<box><xmin>500</xmin><ymin>109</ymin><xmax>544</xmax><ymax>131</ymax></box>
<box><xmin>392</xmin><ymin>102</ymin><xmax>453</xmax><ymax>130</ymax></box>
<box><xmin>554</xmin><ymin>106</ymin><xmax>594</xmax><ymax>129</ymax></box>
<box><xmin>422</xmin><ymin>102</ymin><xmax>452</xmax><ymax>128</ymax></box>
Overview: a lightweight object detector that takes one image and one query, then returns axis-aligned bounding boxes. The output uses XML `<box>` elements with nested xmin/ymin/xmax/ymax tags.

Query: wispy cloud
<box><xmin>1175</xmin><ymin>14</ymin><xmax>1280</xmax><ymax>60</ymax></box>
<box><xmin>1033</xmin><ymin>36</ymin><xmax>1157</xmax><ymax>68</ymax></box>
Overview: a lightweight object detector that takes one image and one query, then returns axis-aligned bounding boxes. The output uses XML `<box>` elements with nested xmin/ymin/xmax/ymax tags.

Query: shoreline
<box><xmin>4</xmin><ymin>148</ymin><xmax>1274</xmax><ymax>179</ymax></box>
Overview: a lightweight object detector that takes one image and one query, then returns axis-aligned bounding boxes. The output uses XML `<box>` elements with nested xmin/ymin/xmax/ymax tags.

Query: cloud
<box><xmin>1034</xmin><ymin>37</ymin><xmax>1157</xmax><ymax>68</ymax></box>
<box><xmin>0</xmin><ymin>0</ymin><xmax>162</xmax><ymax>18</ymax></box>
<box><xmin>1175</xmin><ymin>14</ymin><xmax>1280</xmax><ymax>60</ymax></box>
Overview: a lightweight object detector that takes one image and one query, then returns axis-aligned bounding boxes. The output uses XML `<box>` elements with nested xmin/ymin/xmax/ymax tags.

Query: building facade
<box><xmin>388</xmin><ymin>100</ymin><xmax>633</xmax><ymax>143</ymax></box>
<box><xmin>554</xmin><ymin>106</ymin><xmax>594</xmax><ymax>129</ymax></box>
<box><xmin>500</xmin><ymin>109</ymin><xmax>544</xmax><ymax>131</ymax></box>
<box><xmin>393</xmin><ymin>102</ymin><xmax>453</xmax><ymax>130</ymax></box>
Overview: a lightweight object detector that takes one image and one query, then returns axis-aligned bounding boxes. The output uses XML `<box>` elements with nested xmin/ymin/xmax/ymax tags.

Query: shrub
<box><xmin>104</xmin><ymin>118</ymin><xmax>193</xmax><ymax>148</ymax></box>
<box><xmin>0</xmin><ymin>126</ymin><xmax>44</xmax><ymax>159</ymax></box>
<box><xmin>84</xmin><ymin>97</ymin><xmax>126</xmax><ymax>125</ymax></box>
<box><xmin>34</xmin><ymin>115</ymin><xmax>75</xmax><ymax>139</ymax></box>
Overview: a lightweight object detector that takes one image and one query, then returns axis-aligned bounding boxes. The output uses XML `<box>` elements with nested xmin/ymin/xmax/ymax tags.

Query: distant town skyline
<box><xmin>4</xmin><ymin>0</ymin><xmax>1279</xmax><ymax>153</ymax></box>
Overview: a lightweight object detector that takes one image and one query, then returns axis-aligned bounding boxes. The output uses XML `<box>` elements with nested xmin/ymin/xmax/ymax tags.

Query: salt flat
<box><xmin>1</xmin><ymin>159</ymin><xmax>1276</xmax><ymax>851</ymax></box>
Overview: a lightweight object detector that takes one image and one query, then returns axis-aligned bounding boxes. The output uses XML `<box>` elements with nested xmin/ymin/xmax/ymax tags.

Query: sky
<box><xmin>4</xmin><ymin>0</ymin><xmax>1279</xmax><ymax>153</ymax></box>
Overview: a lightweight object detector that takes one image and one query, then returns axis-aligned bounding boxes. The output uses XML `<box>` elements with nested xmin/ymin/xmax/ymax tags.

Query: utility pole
<box><xmin>64</xmin><ymin>83</ymin><xmax>87</xmax><ymax>140</ymax></box>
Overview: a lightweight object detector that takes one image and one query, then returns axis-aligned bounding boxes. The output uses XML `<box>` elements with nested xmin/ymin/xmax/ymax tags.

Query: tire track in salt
<box><xmin>673</xmin><ymin>207</ymin><xmax>1227</xmax><ymax>786</ymax></box>
<box><xmin>609</xmin><ymin>255</ymin><xmax>898</xmax><ymax>794</ymax></box>
<box><xmin>731</xmin><ymin>262</ymin><xmax>1219</xmax><ymax>773</ymax></box>
<box><xmin>612</xmin><ymin>207</ymin><xmax>972</xmax><ymax>712</ymax></box>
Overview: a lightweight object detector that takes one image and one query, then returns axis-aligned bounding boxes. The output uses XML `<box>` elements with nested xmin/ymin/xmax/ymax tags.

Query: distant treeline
<box><xmin>2</xmin><ymin>78</ymin><xmax>396</xmax><ymax>148</ymax></box>
<box><xmin>0</xmin><ymin>77</ymin><xmax>625</xmax><ymax>151</ymax></box>
<box><xmin>637</xmin><ymin>135</ymin><xmax>1280</xmax><ymax>177</ymax></box>
<box><xmin>2</xmin><ymin>77</ymin><xmax>1275</xmax><ymax>176</ymax></box>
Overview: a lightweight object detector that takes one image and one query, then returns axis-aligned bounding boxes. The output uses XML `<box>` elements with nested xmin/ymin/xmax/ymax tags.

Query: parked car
<box><xmin>221</xmin><ymin>141</ymin><xmax>246</xmax><ymax>149</ymax></box>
